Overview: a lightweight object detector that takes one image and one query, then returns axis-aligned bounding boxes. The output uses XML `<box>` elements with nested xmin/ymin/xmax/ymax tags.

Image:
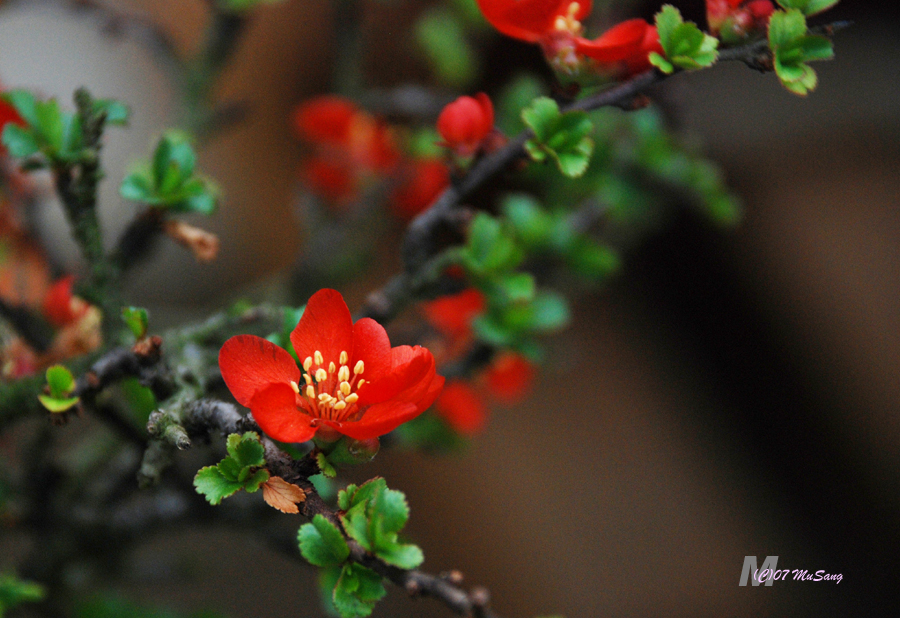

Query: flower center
<box><xmin>553</xmin><ymin>2</ymin><xmax>584</xmax><ymax>36</ymax></box>
<box><xmin>290</xmin><ymin>349</ymin><xmax>366</xmax><ymax>423</ymax></box>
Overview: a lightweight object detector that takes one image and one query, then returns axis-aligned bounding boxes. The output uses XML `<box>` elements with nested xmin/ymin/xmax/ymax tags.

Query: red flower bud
<box><xmin>437</xmin><ymin>93</ymin><xmax>494</xmax><ymax>157</ymax></box>
<box><xmin>435</xmin><ymin>381</ymin><xmax>486</xmax><ymax>435</ymax></box>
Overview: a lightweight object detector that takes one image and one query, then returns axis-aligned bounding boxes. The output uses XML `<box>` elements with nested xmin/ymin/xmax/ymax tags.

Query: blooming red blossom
<box><xmin>434</xmin><ymin>381</ymin><xmax>486</xmax><ymax>436</ymax></box>
<box><xmin>706</xmin><ymin>0</ymin><xmax>774</xmax><ymax>42</ymax></box>
<box><xmin>219</xmin><ymin>289</ymin><xmax>444</xmax><ymax>443</ymax></box>
<box><xmin>437</xmin><ymin>93</ymin><xmax>495</xmax><ymax>157</ymax></box>
<box><xmin>391</xmin><ymin>158</ymin><xmax>449</xmax><ymax>220</ymax></box>
<box><xmin>475</xmin><ymin>0</ymin><xmax>660</xmax><ymax>78</ymax></box>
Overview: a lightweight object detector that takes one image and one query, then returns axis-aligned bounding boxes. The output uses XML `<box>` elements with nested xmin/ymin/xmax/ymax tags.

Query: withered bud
<box><xmin>164</xmin><ymin>220</ymin><xmax>220</xmax><ymax>262</ymax></box>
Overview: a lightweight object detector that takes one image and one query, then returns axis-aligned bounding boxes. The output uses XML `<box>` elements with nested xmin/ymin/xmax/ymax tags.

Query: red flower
<box><xmin>475</xmin><ymin>0</ymin><xmax>658</xmax><ymax>78</ymax></box>
<box><xmin>436</xmin><ymin>93</ymin><xmax>495</xmax><ymax>157</ymax></box>
<box><xmin>422</xmin><ymin>289</ymin><xmax>486</xmax><ymax>342</ymax></box>
<box><xmin>42</xmin><ymin>275</ymin><xmax>87</xmax><ymax>328</ymax></box>
<box><xmin>293</xmin><ymin>96</ymin><xmax>400</xmax><ymax>205</ymax></box>
<box><xmin>0</xmin><ymin>89</ymin><xmax>26</xmax><ymax>156</ymax></box>
<box><xmin>484</xmin><ymin>352</ymin><xmax>536</xmax><ymax>404</ymax></box>
<box><xmin>706</xmin><ymin>0</ymin><xmax>774</xmax><ymax>42</ymax></box>
<box><xmin>434</xmin><ymin>381</ymin><xmax>486</xmax><ymax>435</ymax></box>
<box><xmin>219</xmin><ymin>289</ymin><xmax>444</xmax><ymax>443</ymax></box>
<box><xmin>391</xmin><ymin>158</ymin><xmax>449</xmax><ymax>220</ymax></box>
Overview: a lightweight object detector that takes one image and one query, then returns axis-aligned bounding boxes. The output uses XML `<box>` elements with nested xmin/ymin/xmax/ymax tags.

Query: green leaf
<box><xmin>415</xmin><ymin>8</ymin><xmax>479</xmax><ymax>88</ymax></box>
<box><xmin>243</xmin><ymin>468</ymin><xmax>270</xmax><ymax>492</ymax></box>
<box><xmin>121</xmin><ymin>306</ymin><xmax>149</xmax><ymax>340</ymax></box>
<box><xmin>654</xmin><ymin>5</ymin><xmax>718</xmax><ymax>70</ymax></box>
<box><xmin>528</xmin><ymin>292</ymin><xmax>570</xmax><ymax>331</ymax></box>
<box><xmin>119</xmin><ymin>169</ymin><xmax>154</xmax><ymax>202</ymax></box>
<box><xmin>552</xmin><ymin>136</ymin><xmax>593</xmax><ymax>178</ymax></box>
<box><xmin>463</xmin><ymin>213</ymin><xmax>523</xmax><ymax>275</ymax></box>
<box><xmin>768</xmin><ymin>9</ymin><xmax>807</xmax><ymax>48</ymax></box>
<box><xmin>317</xmin><ymin>452</ymin><xmax>337</xmax><ymax>478</ymax></box>
<box><xmin>35</xmin><ymin>99</ymin><xmax>64</xmax><ymax>152</ymax></box>
<box><xmin>298</xmin><ymin>514</ymin><xmax>350</xmax><ymax>567</ymax></box>
<box><xmin>2</xmin><ymin>90</ymin><xmax>38</xmax><ymax>127</ymax></box>
<box><xmin>648</xmin><ymin>52</ymin><xmax>674</xmax><ymax>74</ymax></box>
<box><xmin>372</xmin><ymin>486</ymin><xmax>409</xmax><ymax>534</ymax></box>
<box><xmin>193</xmin><ymin>466</ymin><xmax>244</xmax><ymax>505</ymax></box>
<box><xmin>226</xmin><ymin>432</ymin><xmax>266</xmax><ymax>468</ymax></box>
<box><xmin>375</xmin><ymin>542</ymin><xmax>424</xmax><ymax>570</ymax></box>
<box><xmin>521</xmin><ymin>97</ymin><xmax>560</xmax><ymax>143</ymax></box>
<box><xmin>769</xmin><ymin>10</ymin><xmax>833</xmax><ymax>95</ymax></box>
<box><xmin>1</xmin><ymin>124</ymin><xmax>39</xmax><ymax>158</ymax></box>
<box><xmin>38</xmin><ymin>394</ymin><xmax>80</xmax><ymax>413</ymax></box>
<box><xmin>502</xmin><ymin>194</ymin><xmax>550</xmax><ymax>247</ymax></box>
<box><xmin>332</xmin><ymin>564</ymin><xmax>385</xmax><ymax>618</ymax></box>
<box><xmin>776</xmin><ymin>0</ymin><xmax>840</xmax><ymax>16</ymax></box>
<box><xmin>566</xmin><ymin>240</ymin><xmax>620</xmax><ymax>280</ymax></box>
<box><xmin>494</xmin><ymin>272</ymin><xmax>536</xmax><ymax>303</ymax></box>
<box><xmin>93</xmin><ymin>98</ymin><xmax>130</xmax><ymax>126</ymax></box>
<box><xmin>45</xmin><ymin>364</ymin><xmax>75</xmax><ymax>398</ymax></box>
<box><xmin>0</xmin><ymin>572</ymin><xmax>45</xmax><ymax>613</ymax></box>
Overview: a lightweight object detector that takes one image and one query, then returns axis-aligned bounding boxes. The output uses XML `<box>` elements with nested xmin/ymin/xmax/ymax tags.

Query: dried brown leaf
<box><xmin>262</xmin><ymin>476</ymin><xmax>306</xmax><ymax>514</ymax></box>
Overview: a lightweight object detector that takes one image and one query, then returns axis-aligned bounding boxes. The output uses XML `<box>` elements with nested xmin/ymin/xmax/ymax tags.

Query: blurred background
<box><xmin>1</xmin><ymin>0</ymin><xmax>897</xmax><ymax>616</ymax></box>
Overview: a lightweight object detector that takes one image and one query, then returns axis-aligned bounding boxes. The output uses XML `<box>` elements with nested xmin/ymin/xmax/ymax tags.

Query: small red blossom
<box><xmin>434</xmin><ymin>381</ymin><xmax>486</xmax><ymax>436</ymax></box>
<box><xmin>484</xmin><ymin>352</ymin><xmax>536</xmax><ymax>404</ymax></box>
<box><xmin>437</xmin><ymin>93</ymin><xmax>495</xmax><ymax>157</ymax></box>
<box><xmin>475</xmin><ymin>0</ymin><xmax>659</xmax><ymax>79</ymax></box>
<box><xmin>293</xmin><ymin>96</ymin><xmax>400</xmax><ymax>206</ymax></box>
<box><xmin>422</xmin><ymin>289</ymin><xmax>486</xmax><ymax>342</ymax></box>
<box><xmin>707</xmin><ymin>0</ymin><xmax>774</xmax><ymax>42</ymax></box>
<box><xmin>219</xmin><ymin>289</ymin><xmax>444</xmax><ymax>443</ymax></box>
<box><xmin>391</xmin><ymin>158</ymin><xmax>449</xmax><ymax>220</ymax></box>
<box><xmin>42</xmin><ymin>276</ymin><xmax>88</xmax><ymax>328</ymax></box>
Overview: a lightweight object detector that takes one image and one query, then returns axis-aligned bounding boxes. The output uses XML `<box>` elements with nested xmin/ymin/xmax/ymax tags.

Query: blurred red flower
<box><xmin>219</xmin><ymin>289</ymin><xmax>444</xmax><ymax>443</ymax></box>
<box><xmin>706</xmin><ymin>0</ymin><xmax>774</xmax><ymax>42</ymax></box>
<box><xmin>434</xmin><ymin>380</ymin><xmax>486</xmax><ymax>436</ymax></box>
<box><xmin>484</xmin><ymin>352</ymin><xmax>536</xmax><ymax>404</ymax></box>
<box><xmin>436</xmin><ymin>93</ymin><xmax>494</xmax><ymax>157</ymax></box>
<box><xmin>422</xmin><ymin>288</ymin><xmax>486</xmax><ymax>342</ymax></box>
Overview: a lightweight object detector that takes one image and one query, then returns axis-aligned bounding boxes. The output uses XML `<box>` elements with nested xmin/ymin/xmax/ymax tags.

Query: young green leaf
<box><xmin>522</xmin><ymin>97</ymin><xmax>595</xmax><ymax>178</ymax></box>
<box><xmin>193</xmin><ymin>466</ymin><xmax>244</xmax><ymax>505</ymax></box>
<box><xmin>653</xmin><ymin>5</ymin><xmax>718</xmax><ymax>70</ymax></box>
<box><xmin>317</xmin><ymin>452</ymin><xmax>337</xmax><ymax>478</ymax></box>
<box><xmin>776</xmin><ymin>0</ymin><xmax>840</xmax><ymax>16</ymax></box>
<box><xmin>226</xmin><ymin>432</ymin><xmax>266</xmax><ymax>468</ymax></box>
<box><xmin>121</xmin><ymin>306</ymin><xmax>149</xmax><ymax>340</ymax></box>
<box><xmin>332</xmin><ymin>563</ymin><xmax>385</xmax><ymax>618</ymax></box>
<box><xmin>769</xmin><ymin>9</ymin><xmax>833</xmax><ymax>95</ymax></box>
<box><xmin>298</xmin><ymin>514</ymin><xmax>351</xmax><ymax>567</ymax></box>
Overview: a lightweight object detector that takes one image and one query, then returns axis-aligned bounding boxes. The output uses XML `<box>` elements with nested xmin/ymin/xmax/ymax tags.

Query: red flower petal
<box><xmin>42</xmin><ymin>275</ymin><xmax>81</xmax><ymax>327</ymax></box>
<box><xmin>324</xmin><ymin>401</ymin><xmax>419</xmax><ymax>440</ymax></box>
<box><xmin>476</xmin><ymin>0</ymin><xmax>590</xmax><ymax>42</ymax></box>
<box><xmin>219</xmin><ymin>335</ymin><xmax>301</xmax><ymax>408</ymax></box>
<box><xmin>351</xmin><ymin>317</ymin><xmax>392</xmax><ymax>382</ymax></box>
<box><xmin>250</xmin><ymin>382</ymin><xmax>317</xmax><ymax>443</ymax></box>
<box><xmin>423</xmin><ymin>289</ymin><xmax>486</xmax><ymax>340</ymax></box>
<box><xmin>574</xmin><ymin>18</ymin><xmax>648</xmax><ymax>63</ymax></box>
<box><xmin>290</xmin><ymin>289</ymin><xmax>354</xmax><ymax>369</ymax></box>
<box><xmin>485</xmin><ymin>353</ymin><xmax>536</xmax><ymax>404</ymax></box>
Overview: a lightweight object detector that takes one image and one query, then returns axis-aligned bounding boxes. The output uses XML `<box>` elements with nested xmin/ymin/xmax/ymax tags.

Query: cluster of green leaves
<box><xmin>460</xmin><ymin>212</ymin><xmax>570</xmax><ymax>356</ymax></box>
<box><xmin>0</xmin><ymin>572</ymin><xmax>45</xmax><ymax>617</ymax></box>
<box><xmin>768</xmin><ymin>9</ymin><xmax>834</xmax><ymax>95</ymax></box>
<box><xmin>0</xmin><ymin>90</ymin><xmax>127</xmax><ymax>167</ymax></box>
<box><xmin>502</xmin><ymin>193</ymin><xmax>620</xmax><ymax>280</ymax></box>
<box><xmin>120</xmin><ymin>131</ymin><xmax>219</xmax><ymax>215</ymax></box>
<box><xmin>38</xmin><ymin>365</ymin><xmax>79</xmax><ymax>413</ymax></box>
<box><xmin>649</xmin><ymin>5</ymin><xmax>719</xmax><ymax>74</ymax></box>
<box><xmin>193</xmin><ymin>432</ymin><xmax>270</xmax><ymax>504</ymax></box>
<box><xmin>522</xmin><ymin>97</ymin><xmax>594</xmax><ymax>178</ymax></box>
<box><xmin>298</xmin><ymin>478</ymin><xmax>422</xmax><ymax>617</ymax></box>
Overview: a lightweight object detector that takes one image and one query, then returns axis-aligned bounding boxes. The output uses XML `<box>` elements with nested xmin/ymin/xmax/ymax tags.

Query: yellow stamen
<box><xmin>314</xmin><ymin>350</ymin><xmax>324</xmax><ymax>366</ymax></box>
<box><xmin>340</xmin><ymin>381</ymin><xmax>351</xmax><ymax>396</ymax></box>
<box><xmin>290</xmin><ymin>381</ymin><xmax>300</xmax><ymax>394</ymax></box>
<box><xmin>315</xmin><ymin>368</ymin><xmax>328</xmax><ymax>382</ymax></box>
<box><xmin>354</xmin><ymin>360</ymin><xmax>364</xmax><ymax>375</ymax></box>
<box><xmin>306</xmin><ymin>385</ymin><xmax>315</xmax><ymax>399</ymax></box>
<box><xmin>344</xmin><ymin>393</ymin><xmax>359</xmax><ymax>404</ymax></box>
<box><xmin>303</xmin><ymin>357</ymin><xmax>313</xmax><ymax>372</ymax></box>
<box><xmin>339</xmin><ymin>350</ymin><xmax>348</xmax><ymax>364</ymax></box>
<box><xmin>338</xmin><ymin>365</ymin><xmax>350</xmax><ymax>382</ymax></box>
<box><xmin>328</xmin><ymin>361</ymin><xmax>336</xmax><ymax>374</ymax></box>
<box><xmin>333</xmin><ymin>401</ymin><xmax>346</xmax><ymax>411</ymax></box>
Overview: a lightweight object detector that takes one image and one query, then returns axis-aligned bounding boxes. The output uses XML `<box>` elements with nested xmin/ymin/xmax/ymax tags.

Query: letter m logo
<box><xmin>739</xmin><ymin>555</ymin><xmax>779</xmax><ymax>586</ymax></box>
